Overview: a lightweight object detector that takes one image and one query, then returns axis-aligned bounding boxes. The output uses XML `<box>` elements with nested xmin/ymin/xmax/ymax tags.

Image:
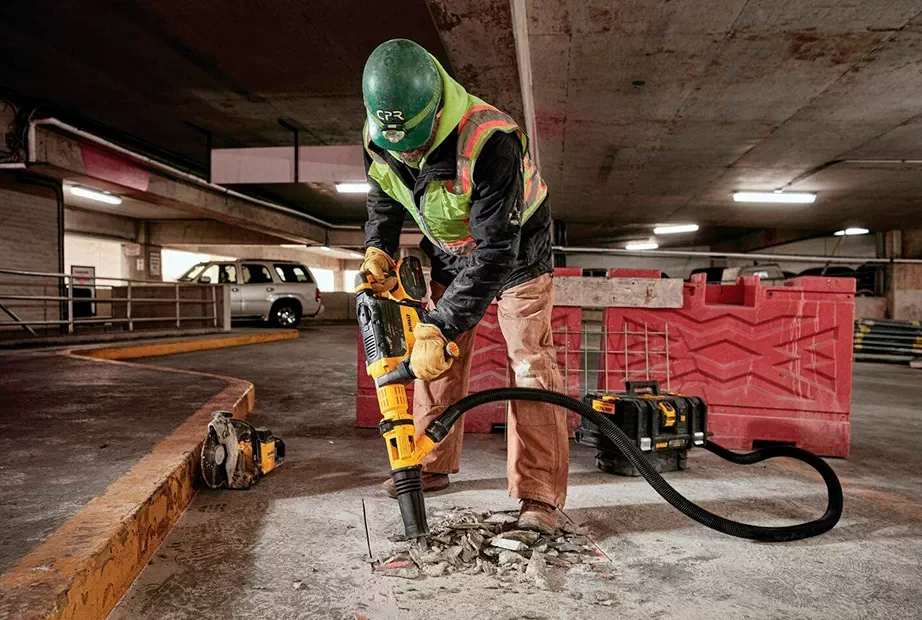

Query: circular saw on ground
<box><xmin>201</xmin><ymin>411</ymin><xmax>285</xmax><ymax>489</ymax></box>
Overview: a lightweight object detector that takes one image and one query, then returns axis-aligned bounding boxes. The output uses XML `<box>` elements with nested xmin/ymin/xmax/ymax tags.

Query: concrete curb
<box><xmin>73</xmin><ymin>329</ymin><xmax>299</xmax><ymax>360</ymax></box>
<box><xmin>0</xmin><ymin>336</ymin><xmax>267</xmax><ymax>620</ymax></box>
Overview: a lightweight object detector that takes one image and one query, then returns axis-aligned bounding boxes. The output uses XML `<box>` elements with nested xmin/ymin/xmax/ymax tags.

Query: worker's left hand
<box><xmin>411</xmin><ymin>323</ymin><xmax>453</xmax><ymax>381</ymax></box>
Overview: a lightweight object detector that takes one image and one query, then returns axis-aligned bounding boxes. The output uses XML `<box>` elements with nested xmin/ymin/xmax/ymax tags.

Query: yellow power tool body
<box><xmin>355</xmin><ymin>256</ymin><xmax>455</xmax><ymax>540</ymax></box>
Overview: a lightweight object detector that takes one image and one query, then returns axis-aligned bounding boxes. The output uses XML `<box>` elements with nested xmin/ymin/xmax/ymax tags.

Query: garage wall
<box><xmin>0</xmin><ymin>175</ymin><xmax>62</xmax><ymax>273</ymax></box>
<box><xmin>566</xmin><ymin>247</ymin><xmax>712</xmax><ymax>279</ymax></box>
<box><xmin>0</xmin><ymin>174</ymin><xmax>63</xmax><ymax>330</ymax></box>
<box><xmin>565</xmin><ymin>235</ymin><xmax>879</xmax><ymax>280</ymax></box>
<box><xmin>64</xmin><ymin>234</ymin><xmax>129</xmax><ymax>280</ymax></box>
<box><xmin>753</xmin><ymin>235</ymin><xmax>877</xmax><ymax>274</ymax></box>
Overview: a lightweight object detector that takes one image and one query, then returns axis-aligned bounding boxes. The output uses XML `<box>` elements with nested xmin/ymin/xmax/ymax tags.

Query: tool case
<box><xmin>575</xmin><ymin>381</ymin><xmax>708</xmax><ymax>476</ymax></box>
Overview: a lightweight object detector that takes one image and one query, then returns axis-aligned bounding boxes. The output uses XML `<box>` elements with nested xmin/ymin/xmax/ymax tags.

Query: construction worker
<box><xmin>360</xmin><ymin>39</ymin><xmax>567</xmax><ymax>534</ymax></box>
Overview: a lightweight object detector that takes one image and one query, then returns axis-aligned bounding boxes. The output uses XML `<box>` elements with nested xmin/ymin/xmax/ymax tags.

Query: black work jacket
<box><xmin>364</xmin><ymin>130</ymin><xmax>553</xmax><ymax>340</ymax></box>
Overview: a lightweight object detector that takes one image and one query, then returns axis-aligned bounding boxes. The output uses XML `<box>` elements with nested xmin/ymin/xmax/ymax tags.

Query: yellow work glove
<box><xmin>411</xmin><ymin>323</ymin><xmax>453</xmax><ymax>381</ymax></box>
<box><xmin>361</xmin><ymin>247</ymin><xmax>397</xmax><ymax>294</ymax></box>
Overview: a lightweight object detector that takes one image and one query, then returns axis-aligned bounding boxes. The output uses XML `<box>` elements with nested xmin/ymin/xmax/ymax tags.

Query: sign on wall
<box><xmin>70</xmin><ymin>265</ymin><xmax>95</xmax><ymax>318</ymax></box>
<box><xmin>70</xmin><ymin>265</ymin><xmax>95</xmax><ymax>286</ymax></box>
<box><xmin>149</xmin><ymin>250</ymin><xmax>161</xmax><ymax>277</ymax></box>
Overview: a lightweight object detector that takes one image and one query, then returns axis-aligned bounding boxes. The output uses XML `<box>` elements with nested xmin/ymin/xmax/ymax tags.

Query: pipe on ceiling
<box><xmin>26</xmin><ymin>117</ymin><xmax>362</xmax><ymax>231</ymax></box>
<box><xmin>553</xmin><ymin>245</ymin><xmax>922</xmax><ymax>265</ymax></box>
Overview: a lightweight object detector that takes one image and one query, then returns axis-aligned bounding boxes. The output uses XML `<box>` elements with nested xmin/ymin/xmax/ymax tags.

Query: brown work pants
<box><xmin>413</xmin><ymin>273</ymin><xmax>569</xmax><ymax>508</ymax></box>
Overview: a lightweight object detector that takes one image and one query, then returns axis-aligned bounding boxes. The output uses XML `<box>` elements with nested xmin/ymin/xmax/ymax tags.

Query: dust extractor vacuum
<box><xmin>356</xmin><ymin>257</ymin><xmax>843</xmax><ymax>544</ymax></box>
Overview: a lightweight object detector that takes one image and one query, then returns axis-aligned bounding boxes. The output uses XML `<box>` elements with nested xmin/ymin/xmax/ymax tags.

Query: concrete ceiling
<box><xmin>0</xmin><ymin>0</ymin><xmax>451</xmax><ymax>225</ymax></box>
<box><xmin>529</xmin><ymin>0</ymin><xmax>922</xmax><ymax>242</ymax></box>
<box><xmin>4</xmin><ymin>0</ymin><xmax>922</xmax><ymax>246</ymax></box>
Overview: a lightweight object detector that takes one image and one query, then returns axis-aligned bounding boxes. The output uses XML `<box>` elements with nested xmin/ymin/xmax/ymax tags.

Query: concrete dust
<box><xmin>371</xmin><ymin>507</ymin><xmax>616</xmax><ymax>593</ymax></box>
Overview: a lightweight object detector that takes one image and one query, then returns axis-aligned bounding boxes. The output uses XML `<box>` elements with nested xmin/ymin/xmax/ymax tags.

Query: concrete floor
<box><xmin>110</xmin><ymin>325</ymin><xmax>922</xmax><ymax>619</ymax></box>
<box><xmin>0</xmin><ymin>350</ymin><xmax>227</xmax><ymax>573</ymax></box>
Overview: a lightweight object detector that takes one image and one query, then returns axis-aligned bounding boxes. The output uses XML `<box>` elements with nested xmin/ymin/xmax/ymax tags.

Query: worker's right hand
<box><xmin>361</xmin><ymin>247</ymin><xmax>397</xmax><ymax>294</ymax></box>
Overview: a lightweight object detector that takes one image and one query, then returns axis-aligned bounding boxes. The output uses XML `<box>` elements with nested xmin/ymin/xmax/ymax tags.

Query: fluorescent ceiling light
<box><xmin>70</xmin><ymin>186</ymin><xmax>122</xmax><ymax>205</ymax></box>
<box><xmin>335</xmin><ymin>182</ymin><xmax>370</xmax><ymax>194</ymax></box>
<box><xmin>625</xmin><ymin>241</ymin><xmax>659</xmax><ymax>251</ymax></box>
<box><xmin>654</xmin><ymin>223</ymin><xmax>699</xmax><ymax>235</ymax></box>
<box><xmin>834</xmin><ymin>227</ymin><xmax>870</xmax><ymax>236</ymax></box>
<box><xmin>733</xmin><ymin>191</ymin><xmax>816</xmax><ymax>204</ymax></box>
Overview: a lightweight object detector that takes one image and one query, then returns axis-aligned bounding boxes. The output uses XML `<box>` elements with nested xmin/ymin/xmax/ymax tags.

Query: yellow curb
<box><xmin>0</xmin><ymin>354</ymin><xmax>256</xmax><ymax>620</ymax></box>
<box><xmin>73</xmin><ymin>329</ymin><xmax>299</xmax><ymax>360</ymax></box>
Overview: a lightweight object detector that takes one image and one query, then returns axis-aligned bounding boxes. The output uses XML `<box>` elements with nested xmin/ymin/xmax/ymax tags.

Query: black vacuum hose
<box><xmin>427</xmin><ymin>387</ymin><xmax>843</xmax><ymax>542</ymax></box>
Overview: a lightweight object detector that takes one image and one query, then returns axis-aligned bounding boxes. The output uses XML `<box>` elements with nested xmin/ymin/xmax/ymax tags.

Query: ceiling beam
<box><xmin>148</xmin><ymin>220</ymin><xmax>292</xmax><ymax>246</ymax></box>
<box><xmin>29</xmin><ymin>126</ymin><xmax>329</xmax><ymax>245</ymax></box>
<box><xmin>711</xmin><ymin>229</ymin><xmax>825</xmax><ymax>254</ymax></box>
<box><xmin>327</xmin><ymin>228</ymin><xmax>424</xmax><ymax>249</ymax></box>
<box><xmin>210</xmin><ymin>145</ymin><xmax>365</xmax><ymax>185</ymax></box>
<box><xmin>64</xmin><ymin>207</ymin><xmax>138</xmax><ymax>241</ymax></box>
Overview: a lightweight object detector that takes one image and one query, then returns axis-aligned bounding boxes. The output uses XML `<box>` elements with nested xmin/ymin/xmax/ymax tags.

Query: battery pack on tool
<box><xmin>575</xmin><ymin>381</ymin><xmax>708</xmax><ymax>477</ymax></box>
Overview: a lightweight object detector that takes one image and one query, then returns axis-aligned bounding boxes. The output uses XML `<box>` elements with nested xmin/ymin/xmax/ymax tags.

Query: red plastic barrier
<box><xmin>607</xmin><ymin>268</ymin><xmax>662</xmax><ymax>278</ymax></box>
<box><xmin>355</xmin><ymin>386</ymin><xmax>383</xmax><ymax>428</ymax></box>
<box><xmin>554</xmin><ymin>267</ymin><xmax>584</xmax><ymax>277</ymax></box>
<box><xmin>463</xmin><ymin>305</ymin><xmax>508</xmax><ymax>432</ymax></box>
<box><xmin>599</xmin><ymin>274</ymin><xmax>855</xmax><ymax>457</ymax></box>
<box><xmin>465</xmin><ymin>305</ymin><xmax>582</xmax><ymax>433</ymax></box>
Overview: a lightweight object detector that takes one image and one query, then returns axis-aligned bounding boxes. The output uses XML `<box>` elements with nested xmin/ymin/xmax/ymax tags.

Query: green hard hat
<box><xmin>362</xmin><ymin>39</ymin><xmax>442</xmax><ymax>152</ymax></box>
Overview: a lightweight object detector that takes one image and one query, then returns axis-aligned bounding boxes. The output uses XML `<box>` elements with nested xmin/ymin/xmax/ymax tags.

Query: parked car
<box><xmin>796</xmin><ymin>265</ymin><xmax>881</xmax><ymax>295</ymax></box>
<box><xmin>797</xmin><ymin>265</ymin><xmax>858</xmax><ymax>279</ymax></box>
<box><xmin>178</xmin><ymin>259</ymin><xmax>323</xmax><ymax>328</ymax></box>
<box><xmin>855</xmin><ymin>263</ymin><xmax>884</xmax><ymax>296</ymax></box>
<box><xmin>690</xmin><ymin>264</ymin><xmax>791</xmax><ymax>285</ymax></box>
<box><xmin>688</xmin><ymin>267</ymin><xmax>725</xmax><ymax>283</ymax></box>
<box><xmin>732</xmin><ymin>264</ymin><xmax>788</xmax><ymax>284</ymax></box>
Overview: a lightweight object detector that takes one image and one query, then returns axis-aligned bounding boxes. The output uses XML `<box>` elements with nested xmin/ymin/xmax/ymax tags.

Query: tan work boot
<box><xmin>517</xmin><ymin>498</ymin><xmax>558</xmax><ymax>535</ymax></box>
<box><xmin>381</xmin><ymin>472</ymin><xmax>450</xmax><ymax>499</ymax></box>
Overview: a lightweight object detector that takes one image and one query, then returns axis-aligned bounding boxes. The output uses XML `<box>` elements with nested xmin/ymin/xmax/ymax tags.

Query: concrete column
<box><xmin>888</xmin><ymin>264</ymin><xmax>922</xmax><ymax>321</ymax></box>
<box><xmin>121</xmin><ymin>233</ymin><xmax>163</xmax><ymax>282</ymax></box>
<box><xmin>127</xmin><ymin>222</ymin><xmax>162</xmax><ymax>282</ymax></box>
<box><xmin>902</xmin><ymin>227</ymin><xmax>922</xmax><ymax>259</ymax></box>
<box><xmin>880</xmin><ymin>229</ymin><xmax>922</xmax><ymax>320</ymax></box>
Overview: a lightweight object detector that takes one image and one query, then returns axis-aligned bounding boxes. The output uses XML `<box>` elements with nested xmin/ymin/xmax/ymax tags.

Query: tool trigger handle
<box><xmin>375</xmin><ymin>341</ymin><xmax>459</xmax><ymax>388</ymax></box>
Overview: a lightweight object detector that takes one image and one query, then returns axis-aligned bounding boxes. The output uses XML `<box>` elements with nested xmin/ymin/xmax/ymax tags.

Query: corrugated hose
<box><xmin>426</xmin><ymin>387</ymin><xmax>843</xmax><ymax>542</ymax></box>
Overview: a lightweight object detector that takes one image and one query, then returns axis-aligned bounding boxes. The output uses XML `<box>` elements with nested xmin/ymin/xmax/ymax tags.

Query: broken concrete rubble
<box><xmin>371</xmin><ymin>507</ymin><xmax>613</xmax><ymax>589</ymax></box>
<box><xmin>375</xmin><ymin>558</ymin><xmax>421</xmax><ymax>579</ymax></box>
<box><xmin>496</xmin><ymin>530</ymin><xmax>540</xmax><ymax>545</ymax></box>
<box><xmin>491</xmin><ymin>537</ymin><xmax>528</xmax><ymax>552</ymax></box>
<box><xmin>484</xmin><ymin>512</ymin><xmax>517</xmax><ymax>525</ymax></box>
<box><xmin>498</xmin><ymin>550</ymin><xmax>525</xmax><ymax>565</ymax></box>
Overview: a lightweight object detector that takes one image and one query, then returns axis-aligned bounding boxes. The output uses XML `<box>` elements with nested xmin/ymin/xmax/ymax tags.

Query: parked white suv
<box><xmin>178</xmin><ymin>259</ymin><xmax>323</xmax><ymax>328</ymax></box>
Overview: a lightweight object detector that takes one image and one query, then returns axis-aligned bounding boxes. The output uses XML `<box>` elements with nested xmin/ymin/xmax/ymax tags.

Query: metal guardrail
<box><xmin>0</xmin><ymin>267</ymin><xmax>221</xmax><ymax>337</ymax></box>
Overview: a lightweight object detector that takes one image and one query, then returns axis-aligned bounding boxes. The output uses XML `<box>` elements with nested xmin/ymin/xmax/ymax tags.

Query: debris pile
<box><xmin>372</xmin><ymin>508</ymin><xmax>612</xmax><ymax>588</ymax></box>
